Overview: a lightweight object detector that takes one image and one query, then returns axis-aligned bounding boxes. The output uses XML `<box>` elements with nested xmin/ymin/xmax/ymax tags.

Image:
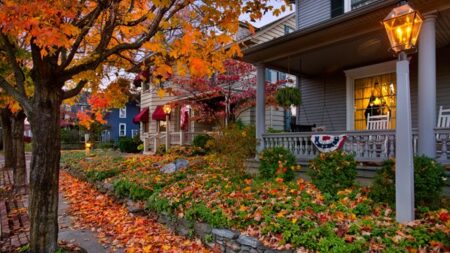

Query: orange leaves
<box><xmin>59</xmin><ymin>171</ymin><xmax>209</xmax><ymax>253</ymax></box>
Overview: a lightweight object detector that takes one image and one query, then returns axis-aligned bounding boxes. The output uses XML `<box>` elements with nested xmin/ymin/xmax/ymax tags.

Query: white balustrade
<box><xmin>262</xmin><ymin>129</ymin><xmax>450</xmax><ymax>165</ymax></box>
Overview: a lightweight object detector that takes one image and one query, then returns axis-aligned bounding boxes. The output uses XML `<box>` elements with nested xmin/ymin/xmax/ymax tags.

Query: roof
<box><xmin>241</xmin><ymin>0</ymin><xmax>450</xmax><ymax>75</ymax></box>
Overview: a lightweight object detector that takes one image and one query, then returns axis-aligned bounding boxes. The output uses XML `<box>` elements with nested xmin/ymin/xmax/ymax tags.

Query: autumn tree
<box><xmin>0</xmin><ymin>95</ymin><xmax>27</xmax><ymax>189</ymax></box>
<box><xmin>171</xmin><ymin>60</ymin><xmax>282</xmax><ymax>126</ymax></box>
<box><xmin>0</xmin><ymin>0</ymin><xmax>289</xmax><ymax>252</ymax></box>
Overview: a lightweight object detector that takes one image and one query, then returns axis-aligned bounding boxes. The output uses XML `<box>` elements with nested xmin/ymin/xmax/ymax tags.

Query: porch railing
<box><xmin>143</xmin><ymin>131</ymin><xmax>214</xmax><ymax>153</ymax></box>
<box><xmin>262</xmin><ymin>128</ymin><xmax>450</xmax><ymax>164</ymax></box>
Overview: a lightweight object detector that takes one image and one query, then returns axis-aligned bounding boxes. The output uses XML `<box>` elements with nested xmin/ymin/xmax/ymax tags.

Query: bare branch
<box><xmin>62</xmin><ymin>80</ymin><xmax>87</xmax><ymax>99</ymax></box>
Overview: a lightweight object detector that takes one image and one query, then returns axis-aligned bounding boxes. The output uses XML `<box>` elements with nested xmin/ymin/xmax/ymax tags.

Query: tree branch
<box><xmin>0</xmin><ymin>32</ymin><xmax>27</xmax><ymax>98</ymax></box>
<box><xmin>62</xmin><ymin>80</ymin><xmax>87</xmax><ymax>100</ymax></box>
<box><xmin>59</xmin><ymin>4</ymin><xmax>104</xmax><ymax>71</ymax></box>
<box><xmin>0</xmin><ymin>76</ymin><xmax>31</xmax><ymax>113</ymax></box>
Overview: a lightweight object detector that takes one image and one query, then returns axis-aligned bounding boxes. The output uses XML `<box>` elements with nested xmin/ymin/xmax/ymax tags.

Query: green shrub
<box><xmin>259</xmin><ymin>147</ymin><xmax>296</xmax><ymax>181</ymax></box>
<box><xmin>275</xmin><ymin>87</ymin><xmax>302</xmax><ymax>108</ymax></box>
<box><xmin>61</xmin><ymin>128</ymin><xmax>80</xmax><ymax>144</ymax></box>
<box><xmin>86</xmin><ymin>168</ymin><xmax>120</xmax><ymax>182</ymax></box>
<box><xmin>192</xmin><ymin>134</ymin><xmax>213</xmax><ymax>150</ymax></box>
<box><xmin>155</xmin><ymin>144</ymin><xmax>166</xmax><ymax>155</ymax></box>
<box><xmin>207</xmin><ymin>124</ymin><xmax>256</xmax><ymax>173</ymax></box>
<box><xmin>185</xmin><ymin>202</ymin><xmax>229</xmax><ymax>228</ymax></box>
<box><xmin>118</xmin><ymin>136</ymin><xmax>142</xmax><ymax>153</ymax></box>
<box><xmin>370</xmin><ymin>156</ymin><xmax>446</xmax><ymax>209</ymax></box>
<box><xmin>97</xmin><ymin>141</ymin><xmax>115</xmax><ymax>150</ymax></box>
<box><xmin>308</xmin><ymin>151</ymin><xmax>357</xmax><ymax>195</ymax></box>
<box><xmin>113</xmin><ymin>178</ymin><xmax>152</xmax><ymax>201</ymax></box>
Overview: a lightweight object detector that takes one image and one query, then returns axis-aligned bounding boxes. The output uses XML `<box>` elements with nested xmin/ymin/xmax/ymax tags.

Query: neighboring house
<box><xmin>102</xmin><ymin>101</ymin><xmax>140</xmax><ymax>142</ymax></box>
<box><xmin>241</xmin><ymin>0</ymin><xmax>450</xmax><ymax>166</ymax></box>
<box><xmin>60</xmin><ymin>92</ymin><xmax>89</xmax><ymax>129</ymax></box>
<box><xmin>136</xmin><ymin>14</ymin><xmax>298</xmax><ymax>153</ymax></box>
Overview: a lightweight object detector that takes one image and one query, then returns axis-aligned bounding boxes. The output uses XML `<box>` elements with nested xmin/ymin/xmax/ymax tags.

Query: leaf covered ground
<box><xmin>61</xmin><ymin>150</ymin><xmax>450</xmax><ymax>252</ymax></box>
<box><xmin>59</xmin><ymin>170</ymin><xmax>210</xmax><ymax>253</ymax></box>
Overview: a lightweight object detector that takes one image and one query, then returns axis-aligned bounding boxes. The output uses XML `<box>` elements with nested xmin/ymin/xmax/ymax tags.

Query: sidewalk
<box><xmin>0</xmin><ymin>154</ymin><xmax>108</xmax><ymax>253</ymax></box>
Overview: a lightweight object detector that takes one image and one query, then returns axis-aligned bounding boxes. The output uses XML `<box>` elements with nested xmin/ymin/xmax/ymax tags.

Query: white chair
<box><xmin>437</xmin><ymin>106</ymin><xmax>450</xmax><ymax>129</ymax></box>
<box><xmin>436</xmin><ymin>106</ymin><xmax>450</xmax><ymax>147</ymax></box>
<box><xmin>366</xmin><ymin>113</ymin><xmax>390</xmax><ymax>158</ymax></box>
<box><xmin>366</xmin><ymin>112</ymin><xmax>390</xmax><ymax>130</ymax></box>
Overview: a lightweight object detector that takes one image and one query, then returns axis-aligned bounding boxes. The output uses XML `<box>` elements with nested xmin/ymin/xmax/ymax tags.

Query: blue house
<box><xmin>102</xmin><ymin>101</ymin><xmax>140</xmax><ymax>142</ymax></box>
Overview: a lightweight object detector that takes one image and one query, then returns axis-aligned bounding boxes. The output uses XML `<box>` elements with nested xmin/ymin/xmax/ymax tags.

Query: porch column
<box><xmin>418</xmin><ymin>14</ymin><xmax>437</xmax><ymax>157</ymax></box>
<box><xmin>396</xmin><ymin>52</ymin><xmax>415</xmax><ymax>222</ymax></box>
<box><xmin>256</xmin><ymin>64</ymin><xmax>266</xmax><ymax>153</ymax></box>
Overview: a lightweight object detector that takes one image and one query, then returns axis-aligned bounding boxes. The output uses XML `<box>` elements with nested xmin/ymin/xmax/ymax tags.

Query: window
<box><xmin>119</xmin><ymin>123</ymin><xmax>126</xmax><ymax>136</ymax></box>
<box><xmin>331</xmin><ymin>0</ymin><xmax>344</xmax><ymax>18</ymax></box>
<box><xmin>119</xmin><ymin>107</ymin><xmax>126</xmax><ymax>118</ymax></box>
<box><xmin>158</xmin><ymin>120</ymin><xmax>167</xmax><ymax>132</ymax></box>
<box><xmin>131</xmin><ymin>129</ymin><xmax>138</xmax><ymax>138</ymax></box>
<box><xmin>284</xmin><ymin>25</ymin><xmax>295</xmax><ymax>35</ymax></box>
<box><xmin>354</xmin><ymin>73</ymin><xmax>396</xmax><ymax>130</ymax></box>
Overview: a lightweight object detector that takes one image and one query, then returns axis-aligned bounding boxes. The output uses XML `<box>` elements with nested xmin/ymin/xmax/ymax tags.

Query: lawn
<box><xmin>61</xmin><ymin>149</ymin><xmax>450</xmax><ymax>252</ymax></box>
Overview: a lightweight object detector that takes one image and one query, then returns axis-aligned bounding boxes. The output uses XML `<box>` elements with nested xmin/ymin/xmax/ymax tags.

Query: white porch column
<box><xmin>395</xmin><ymin>52</ymin><xmax>415</xmax><ymax>222</ymax></box>
<box><xmin>418</xmin><ymin>14</ymin><xmax>437</xmax><ymax>157</ymax></box>
<box><xmin>256</xmin><ymin>64</ymin><xmax>266</xmax><ymax>153</ymax></box>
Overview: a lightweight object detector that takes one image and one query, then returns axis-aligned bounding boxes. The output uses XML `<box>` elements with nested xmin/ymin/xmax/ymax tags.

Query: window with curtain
<box><xmin>354</xmin><ymin>73</ymin><xmax>396</xmax><ymax>130</ymax></box>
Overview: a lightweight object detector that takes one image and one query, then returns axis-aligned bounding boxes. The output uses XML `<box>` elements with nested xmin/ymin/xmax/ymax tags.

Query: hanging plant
<box><xmin>275</xmin><ymin>87</ymin><xmax>301</xmax><ymax>108</ymax></box>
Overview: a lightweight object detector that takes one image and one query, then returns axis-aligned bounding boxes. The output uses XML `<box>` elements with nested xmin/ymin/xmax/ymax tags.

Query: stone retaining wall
<box><xmin>62</xmin><ymin>165</ymin><xmax>294</xmax><ymax>253</ymax></box>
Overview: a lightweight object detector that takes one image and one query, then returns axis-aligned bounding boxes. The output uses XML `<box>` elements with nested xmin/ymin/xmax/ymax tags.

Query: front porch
<box><xmin>263</xmin><ymin>128</ymin><xmax>450</xmax><ymax>165</ymax></box>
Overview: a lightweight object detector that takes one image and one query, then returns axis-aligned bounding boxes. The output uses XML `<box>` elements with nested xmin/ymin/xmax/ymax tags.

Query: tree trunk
<box><xmin>28</xmin><ymin>89</ymin><xmax>61</xmax><ymax>253</ymax></box>
<box><xmin>12</xmin><ymin>110</ymin><xmax>26</xmax><ymax>188</ymax></box>
<box><xmin>1</xmin><ymin>108</ymin><xmax>14</xmax><ymax>169</ymax></box>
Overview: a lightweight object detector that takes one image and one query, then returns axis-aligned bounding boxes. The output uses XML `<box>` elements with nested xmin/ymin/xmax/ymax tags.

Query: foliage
<box><xmin>60</xmin><ymin>128</ymin><xmax>80</xmax><ymax>144</ymax></box>
<box><xmin>155</xmin><ymin>144</ymin><xmax>166</xmax><ymax>155</ymax></box>
<box><xmin>308</xmin><ymin>151</ymin><xmax>357</xmax><ymax>195</ymax></box>
<box><xmin>61</xmin><ymin>151</ymin><xmax>450</xmax><ymax>252</ymax></box>
<box><xmin>86</xmin><ymin>168</ymin><xmax>120</xmax><ymax>182</ymax></box>
<box><xmin>275</xmin><ymin>87</ymin><xmax>302</xmax><ymax>108</ymax></box>
<box><xmin>117</xmin><ymin>136</ymin><xmax>142</xmax><ymax>153</ymax></box>
<box><xmin>192</xmin><ymin>134</ymin><xmax>213</xmax><ymax>150</ymax></box>
<box><xmin>259</xmin><ymin>147</ymin><xmax>296</xmax><ymax>181</ymax></box>
<box><xmin>96</xmin><ymin>141</ymin><xmax>115</xmax><ymax>150</ymax></box>
<box><xmin>185</xmin><ymin>202</ymin><xmax>230</xmax><ymax>228</ymax></box>
<box><xmin>370</xmin><ymin>156</ymin><xmax>446</xmax><ymax>209</ymax></box>
<box><xmin>60</xmin><ymin>172</ymin><xmax>208</xmax><ymax>252</ymax></box>
<box><xmin>206</xmin><ymin>124</ymin><xmax>256</xmax><ymax>173</ymax></box>
<box><xmin>113</xmin><ymin>178</ymin><xmax>153</xmax><ymax>201</ymax></box>
<box><xmin>172</xmin><ymin>60</ymin><xmax>283</xmax><ymax>125</ymax></box>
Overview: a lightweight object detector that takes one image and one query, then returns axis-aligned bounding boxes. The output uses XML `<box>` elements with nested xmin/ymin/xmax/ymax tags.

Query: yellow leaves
<box><xmin>157</xmin><ymin>89</ymin><xmax>165</xmax><ymax>98</ymax></box>
<box><xmin>60</xmin><ymin>23</ymin><xmax>80</xmax><ymax>37</ymax></box>
<box><xmin>143</xmin><ymin>41</ymin><xmax>162</xmax><ymax>52</ymax></box>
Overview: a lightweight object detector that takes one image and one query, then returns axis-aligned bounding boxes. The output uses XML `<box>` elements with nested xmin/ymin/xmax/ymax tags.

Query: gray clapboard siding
<box><xmin>296</xmin><ymin>0</ymin><xmax>331</xmax><ymax>30</ymax></box>
<box><xmin>252</xmin><ymin>15</ymin><xmax>296</xmax><ymax>44</ymax></box>
<box><xmin>298</xmin><ymin>74</ymin><xmax>347</xmax><ymax>131</ymax></box>
<box><xmin>238</xmin><ymin>106</ymin><xmax>285</xmax><ymax>131</ymax></box>
<box><xmin>297</xmin><ymin>47</ymin><xmax>450</xmax><ymax>132</ymax></box>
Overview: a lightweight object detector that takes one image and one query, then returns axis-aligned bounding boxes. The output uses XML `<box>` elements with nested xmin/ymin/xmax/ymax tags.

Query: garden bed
<box><xmin>61</xmin><ymin>150</ymin><xmax>450</xmax><ymax>253</ymax></box>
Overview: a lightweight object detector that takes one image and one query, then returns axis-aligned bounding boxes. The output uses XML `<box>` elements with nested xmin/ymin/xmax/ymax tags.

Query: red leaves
<box><xmin>59</xmin><ymin>171</ymin><xmax>209</xmax><ymax>253</ymax></box>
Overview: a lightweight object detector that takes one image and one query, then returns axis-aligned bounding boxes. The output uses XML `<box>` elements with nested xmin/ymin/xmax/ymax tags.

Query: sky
<box><xmin>240</xmin><ymin>0</ymin><xmax>295</xmax><ymax>28</ymax></box>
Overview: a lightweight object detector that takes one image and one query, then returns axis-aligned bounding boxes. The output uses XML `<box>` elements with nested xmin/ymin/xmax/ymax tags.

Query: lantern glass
<box><xmin>163</xmin><ymin>105</ymin><xmax>172</xmax><ymax>114</ymax></box>
<box><xmin>383</xmin><ymin>3</ymin><xmax>423</xmax><ymax>53</ymax></box>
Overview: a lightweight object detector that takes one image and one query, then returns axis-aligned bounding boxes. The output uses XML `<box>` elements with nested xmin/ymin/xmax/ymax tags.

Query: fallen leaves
<box><xmin>59</xmin><ymin>171</ymin><xmax>210</xmax><ymax>253</ymax></box>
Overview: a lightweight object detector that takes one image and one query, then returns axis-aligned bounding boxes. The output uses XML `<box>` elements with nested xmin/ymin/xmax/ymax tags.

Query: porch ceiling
<box><xmin>242</xmin><ymin>0</ymin><xmax>450</xmax><ymax>76</ymax></box>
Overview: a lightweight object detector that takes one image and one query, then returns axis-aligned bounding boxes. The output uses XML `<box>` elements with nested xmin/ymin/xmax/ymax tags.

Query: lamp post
<box><xmin>163</xmin><ymin>104</ymin><xmax>172</xmax><ymax>152</ymax></box>
<box><xmin>383</xmin><ymin>2</ymin><xmax>423</xmax><ymax>223</ymax></box>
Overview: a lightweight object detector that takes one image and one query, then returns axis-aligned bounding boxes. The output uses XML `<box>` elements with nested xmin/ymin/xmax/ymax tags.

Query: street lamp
<box><xmin>383</xmin><ymin>2</ymin><xmax>423</xmax><ymax>223</ymax></box>
<box><xmin>163</xmin><ymin>104</ymin><xmax>172</xmax><ymax>152</ymax></box>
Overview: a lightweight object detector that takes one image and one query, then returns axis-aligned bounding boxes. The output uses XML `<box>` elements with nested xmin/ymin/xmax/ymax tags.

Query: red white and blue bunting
<box><xmin>311</xmin><ymin>135</ymin><xmax>347</xmax><ymax>153</ymax></box>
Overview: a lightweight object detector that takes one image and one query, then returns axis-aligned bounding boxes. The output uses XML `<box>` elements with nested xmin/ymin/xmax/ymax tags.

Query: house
<box><xmin>102</xmin><ymin>100</ymin><xmax>140</xmax><ymax>143</ymax></box>
<box><xmin>136</xmin><ymin>14</ymin><xmax>299</xmax><ymax>153</ymax></box>
<box><xmin>240</xmin><ymin>0</ymin><xmax>450</xmax><ymax>167</ymax></box>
